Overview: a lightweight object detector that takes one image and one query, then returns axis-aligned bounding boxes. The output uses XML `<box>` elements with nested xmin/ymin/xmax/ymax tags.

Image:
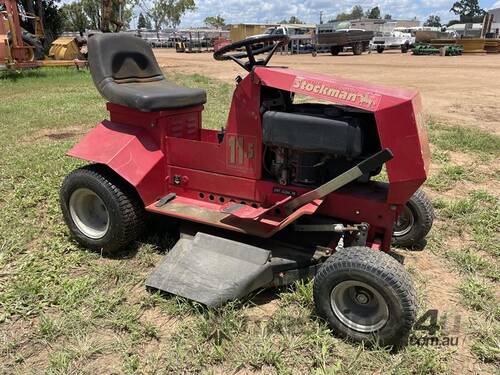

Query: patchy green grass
<box><xmin>428</xmin><ymin>122</ymin><xmax>500</xmax><ymax>156</ymax></box>
<box><xmin>440</xmin><ymin>191</ymin><xmax>499</xmax><ymax>258</ymax></box>
<box><xmin>0</xmin><ymin>67</ymin><xmax>498</xmax><ymax>374</ymax></box>
<box><xmin>426</xmin><ymin>165</ymin><xmax>475</xmax><ymax>192</ymax></box>
<box><xmin>458</xmin><ymin>277</ymin><xmax>498</xmax><ymax>319</ymax></box>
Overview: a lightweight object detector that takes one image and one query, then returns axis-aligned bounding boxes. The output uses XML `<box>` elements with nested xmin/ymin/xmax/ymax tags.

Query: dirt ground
<box><xmin>154</xmin><ymin>49</ymin><xmax>500</xmax><ymax>135</ymax></box>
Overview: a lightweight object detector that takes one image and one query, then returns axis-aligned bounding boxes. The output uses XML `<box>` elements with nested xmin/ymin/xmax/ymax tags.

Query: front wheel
<box><xmin>376</xmin><ymin>46</ymin><xmax>384</xmax><ymax>53</ymax></box>
<box><xmin>313</xmin><ymin>247</ymin><xmax>417</xmax><ymax>346</ymax></box>
<box><xmin>392</xmin><ymin>189</ymin><xmax>434</xmax><ymax>248</ymax></box>
<box><xmin>60</xmin><ymin>164</ymin><xmax>145</xmax><ymax>253</ymax></box>
<box><xmin>352</xmin><ymin>42</ymin><xmax>363</xmax><ymax>55</ymax></box>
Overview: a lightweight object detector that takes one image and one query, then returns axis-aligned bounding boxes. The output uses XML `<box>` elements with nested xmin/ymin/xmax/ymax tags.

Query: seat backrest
<box><xmin>88</xmin><ymin>33</ymin><xmax>164</xmax><ymax>90</ymax></box>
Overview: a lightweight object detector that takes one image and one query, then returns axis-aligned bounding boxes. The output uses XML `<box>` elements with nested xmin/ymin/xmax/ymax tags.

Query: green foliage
<box><xmin>137</xmin><ymin>12</ymin><xmax>152</xmax><ymax>29</ymax></box>
<box><xmin>335</xmin><ymin>5</ymin><xmax>364</xmax><ymax>21</ymax></box>
<box><xmin>19</xmin><ymin>0</ymin><xmax>65</xmax><ymax>43</ymax></box>
<box><xmin>140</xmin><ymin>0</ymin><xmax>195</xmax><ymax>32</ymax></box>
<box><xmin>60</xmin><ymin>0</ymin><xmax>133</xmax><ymax>32</ymax></box>
<box><xmin>279</xmin><ymin>16</ymin><xmax>304</xmax><ymax>24</ymax></box>
<box><xmin>450</xmin><ymin>0</ymin><xmax>485</xmax><ymax>23</ymax></box>
<box><xmin>204</xmin><ymin>14</ymin><xmax>225</xmax><ymax>29</ymax></box>
<box><xmin>366</xmin><ymin>6</ymin><xmax>381</xmax><ymax>19</ymax></box>
<box><xmin>384</xmin><ymin>14</ymin><xmax>392</xmax><ymax>20</ymax></box>
<box><xmin>60</xmin><ymin>1</ymin><xmax>88</xmax><ymax>32</ymax></box>
<box><xmin>424</xmin><ymin>15</ymin><xmax>442</xmax><ymax>27</ymax></box>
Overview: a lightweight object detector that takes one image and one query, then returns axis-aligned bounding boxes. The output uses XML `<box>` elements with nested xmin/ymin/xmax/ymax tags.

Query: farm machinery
<box><xmin>0</xmin><ymin>0</ymin><xmax>85</xmax><ymax>71</ymax></box>
<box><xmin>60</xmin><ymin>33</ymin><xmax>434</xmax><ymax>346</ymax></box>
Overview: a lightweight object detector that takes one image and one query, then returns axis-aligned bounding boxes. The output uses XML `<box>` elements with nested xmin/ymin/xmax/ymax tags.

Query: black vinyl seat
<box><xmin>88</xmin><ymin>33</ymin><xmax>206</xmax><ymax>112</ymax></box>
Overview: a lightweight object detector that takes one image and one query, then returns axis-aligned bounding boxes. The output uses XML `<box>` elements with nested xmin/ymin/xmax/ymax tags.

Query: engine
<box><xmin>262</xmin><ymin>102</ymin><xmax>381</xmax><ymax>187</ymax></box>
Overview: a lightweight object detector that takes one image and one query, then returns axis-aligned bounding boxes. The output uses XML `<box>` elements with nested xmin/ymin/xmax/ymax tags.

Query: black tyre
<box><xmin>352</xmin><ymin>42</ymin><xmax>363</xmax><ymax>55</ymax></box>
<box><xmin>314</xmin><ymin>247</ymin><xmax>417</xmax><ymax>346</ymax></box>
<box><xmin>60</xmin><ymin>164</ymin><xmax>145</xmax><ymax>253</ymax></box>
<box><xmin>392</xmin><ymin>189</ymin><xmax>434</xmax><ymax>248</ymax></box>
<box><xmin>376</xmin><ymin>46</ymin><xmax>384</xmax><ymax>53</ymax></box>
<box><xmin>401</xmin><ymin>43</ymin><xmax>409</xmax><ymax>53</ymax></box>
<box><xmin>22</xmin><ymin>31</ymin><xmax>44</xmax><ymax>60</ymax></box>
<box><xmin>330</xmin><ymin>46</ymin><xmax>341</xmax><ymax>56</ymax></box>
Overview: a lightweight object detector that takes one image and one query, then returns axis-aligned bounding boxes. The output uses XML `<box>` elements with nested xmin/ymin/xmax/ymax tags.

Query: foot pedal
<box><xmin>145</xmin><ymin>233</ymin><xmax>273</xmax><ymax>307</ymax></box>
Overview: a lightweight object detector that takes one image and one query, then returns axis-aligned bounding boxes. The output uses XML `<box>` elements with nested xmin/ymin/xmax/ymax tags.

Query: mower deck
<box><xmin>145</xmin><ymin>231</ymin><xmax>322</xmax><ymax>306</ymax></box>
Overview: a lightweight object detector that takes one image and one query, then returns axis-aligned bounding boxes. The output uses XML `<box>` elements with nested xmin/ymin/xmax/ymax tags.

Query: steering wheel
<box><xmin>214</xmin><ymin>34</ymin><xmax>290</xmax><ymax>71</ymax></box>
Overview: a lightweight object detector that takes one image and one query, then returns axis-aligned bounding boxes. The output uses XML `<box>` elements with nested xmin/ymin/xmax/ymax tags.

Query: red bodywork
<box><xmin>69</xmin><ymin>66</ymin><xmax>430</xmax><ymax>251</ymax></box>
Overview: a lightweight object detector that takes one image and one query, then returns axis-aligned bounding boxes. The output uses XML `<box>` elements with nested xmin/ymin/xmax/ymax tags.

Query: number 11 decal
<box><xmin>227</xmin><ymin>134</ymin><xmax>255</xmax><ymax>170</ymax></box>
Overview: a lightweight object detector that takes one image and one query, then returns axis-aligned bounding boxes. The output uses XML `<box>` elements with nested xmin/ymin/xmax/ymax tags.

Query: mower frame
<box><xmin>68</xmin><ymin>66</ymin><xmax>429</xmax><ymax>252</ymax></box>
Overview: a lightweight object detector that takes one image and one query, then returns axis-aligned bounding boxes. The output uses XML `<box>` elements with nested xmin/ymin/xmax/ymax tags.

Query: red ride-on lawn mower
<box><xmin>60</xmin><ymin>33</ymin><xmax>433</xmax><ymax>346</ymax></box>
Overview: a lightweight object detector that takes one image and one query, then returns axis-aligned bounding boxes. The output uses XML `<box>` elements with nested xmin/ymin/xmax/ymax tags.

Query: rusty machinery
<box><xmin>0</xmin><ymin>0</ymin><xmax>86</xmax><ymax>71</ymax></box>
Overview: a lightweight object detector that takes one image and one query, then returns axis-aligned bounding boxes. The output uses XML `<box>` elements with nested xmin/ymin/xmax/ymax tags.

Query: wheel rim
<box><xmin>69</xmin><ymin>188</ymin><xmax>110</xmax><ymax>239</ymax></box>
<box><xmin>330</xmin><ymin>280</ymin><xmax>389</xmax><ymax>333</ymax></box>
<box><xmin>393</xmin><ymin>205</ymin><xmax>414</xmax><ymax>237</ymax></box>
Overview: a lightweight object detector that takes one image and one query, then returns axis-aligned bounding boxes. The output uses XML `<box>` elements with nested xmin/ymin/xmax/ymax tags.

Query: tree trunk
<box><xmin>101</xmin><ymin>0</ymin><xmax>112</xmax><ymax>32</ymax></box>
<box><xmin>26</xmin><ymin>0</ymin><xmax>36</xmax><ymax>33</ymax></box>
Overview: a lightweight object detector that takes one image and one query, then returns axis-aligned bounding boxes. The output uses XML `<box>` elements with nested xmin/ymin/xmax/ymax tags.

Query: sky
<box><xmin>172</xmin><ymin>0</ymin><xmax>500</xmax><ymax>27</ymax></box>
<box><xmin>58</xmin><ymin>0</ymin><xmax>499</xmax><ymax>28</ymax></box>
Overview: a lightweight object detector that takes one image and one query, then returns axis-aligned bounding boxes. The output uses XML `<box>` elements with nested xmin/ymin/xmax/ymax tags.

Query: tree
<box><xmin>138</xmin><ymin>12</ymin><xmax>151</xmax><ymax>28</ymax></box>
<box><xmin>424</xmin><ymin>15</ymin><xmax>441</xmax><ymax>27</ymax></box>
<box><xmin>279</xmin><ymin>16</ymin><xmax>303</xmax><ymax>24</ymax></box>
<box><xmin>366</xmin><ymin>6</ymin><xmax>381</xmax><ymax>19</ymax></box>
<box><xmin>101</xmin><ymin>0</ymin><xmax>134</xmax><ymax>32</ymax></box>
<box><xmin>19</xmin><ymin>0</ymin><xmax>65</xmax><ymax>45</ymax></box>
<box><xmin>81</xmin><ymin>0</ymin><xmax>101</xmax><ymax>30</ymax></box>
<box><xmin>335</xmin><ymin>5</ymin><xmax>364</xmax><ymax>21</ymax></box>
<box><xmin>384</xmin><ymin>14</ymin><xmax>392</xmax><ymax>20</ymax></box>
<box><xmin>61</xmin><ymin>0</ymin><xmax>132</xmax><ymax>33</ymax></box>
<box><xmin>450</xmin><ymin>0</ymin><xmax>484</xmax><ymax>23</ymax></box>
<box><xmin>61</xmin><ymin>1</ymin><xmax>89</xmax><ymax>33</ymax></box>
<box><xmin>139</xmin><ymin>0</ymin><xmax>195</xmax><ymax>37</ymax></box>
<box><xmin>204</xmin><ymin>14</ymin><xmax>225</xmax><ymax>29</ymax></box>
<box><xmin>351</xmin><ymin>5</ymin><xmax>364</xmax><ymax>19</ymax></box>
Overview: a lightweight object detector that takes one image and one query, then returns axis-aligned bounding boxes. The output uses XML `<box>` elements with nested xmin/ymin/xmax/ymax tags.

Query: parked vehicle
<box><xmin>263</xmin><ymin>25</ymin><xmax>315</xmax><ymax>53</ymax></box>
<box><xmin>371</xmin><ymin>29</ymin><xmax>415</xmax><ymax>53</ymax></box>
<box><xmin>314</xmin><ymin>25</ymin><xmax>374</xmax><ymax>56</ymax></box>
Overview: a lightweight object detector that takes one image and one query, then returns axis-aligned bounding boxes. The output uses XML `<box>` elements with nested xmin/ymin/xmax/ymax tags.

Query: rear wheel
<box><xmin>22</xmin><ymin>31</ymin><xmax>44</xmax><ymax>60</ymax></box>
<box><xmin>330</xmin><ymin>46</ymin><xmax>341</xmax><ymax>56</ymax></box>
<box><xmin>352</xmin><ymin>42</ymin><xmax>363</xmax><ymax>55</ymax></box>
<box><xmin>393</xmin><ymin>189</ymin><xmax>434</xmax><ymax>248</ymax></box>
<box><xmin>60</xmin><ymin>164</ymin><xmax>145</xmax><ymax>253</ymax></box>
<box><xmin>376</xmin><ymin>45</ymin><xmax>384</xmax><ymax>53</ymax></box>
<box><xmin>314</xmin><ymin>247</ymin><xmax>417</xmax><ymax>346</ymax></box>
<box><xmin>401</xmin><ymin>43</ymin><xmax>410</xmax><ymax>53</ymax></box>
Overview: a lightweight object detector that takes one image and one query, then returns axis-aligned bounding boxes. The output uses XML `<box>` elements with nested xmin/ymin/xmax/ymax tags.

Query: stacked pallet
<box><xmin>459</xmin><ymin>39</ymin><xmax>486</xmax><ymax>53</ymax></box>
<box><xmin>484</xmin><ymin>39</ymin><xmax>500</xmax><ymax>53</ymax></box>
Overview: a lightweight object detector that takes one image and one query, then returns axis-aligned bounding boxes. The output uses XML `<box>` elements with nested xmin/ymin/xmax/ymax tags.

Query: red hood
<box><xmin>254</xmin><ymin>66</ymin><xmax>418</xmax><ymax>112</ymax></box>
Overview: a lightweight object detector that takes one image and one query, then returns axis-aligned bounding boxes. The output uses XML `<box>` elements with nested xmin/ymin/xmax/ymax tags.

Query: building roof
<box><xmin>447</xmin><ymin>23</ymin><xmax>483</xmax><ymax>30</ymax></box>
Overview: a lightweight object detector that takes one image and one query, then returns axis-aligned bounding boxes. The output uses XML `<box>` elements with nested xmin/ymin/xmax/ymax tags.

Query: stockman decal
<box><xmin>292</xmin><ymin>77</ymin><xmax>381</xmax><ymax>110</ymax></box>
